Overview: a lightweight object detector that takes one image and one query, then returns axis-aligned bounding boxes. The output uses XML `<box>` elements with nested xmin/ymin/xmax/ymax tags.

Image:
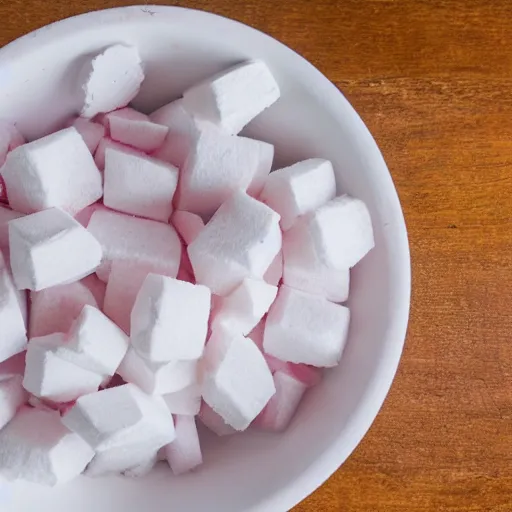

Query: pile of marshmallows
<box><xmin>0</xmin><ymin>45</ymin><xmax>374</xmax><ymax>486</ymax></box>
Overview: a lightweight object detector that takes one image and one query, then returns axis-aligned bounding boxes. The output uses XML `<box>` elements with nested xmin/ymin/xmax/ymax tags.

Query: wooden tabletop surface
<box><xmin>2</xmin><ymin>1</ymin><xmax>511</xmax><ymax>510</ymax></box>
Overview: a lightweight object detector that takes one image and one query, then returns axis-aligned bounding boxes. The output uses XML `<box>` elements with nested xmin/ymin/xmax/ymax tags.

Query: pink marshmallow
<box><xmin>94</xmin><ymin>137</ymin><xmax>143</xmax><ymax>171</ymax></box>
<box><xmin>64</xmin><ymin>117</ymin><xmax>106</xmax><ymax>153</ymax></box>
<box><xmin>74</xmin><ymin>202</ymin><xmax>109</xmax><ymax>228</ymax></box>
<box><xmin>164</xmin><ymin>415</ymin><xmax>202</xmax><ymax>475</ymax></box>
<box><xmin>162</xmin><ymin>384</ymin><xmax>201</xmax><ymax>416</ymax></box>
<box><xmin>172</xmin><ymin>210</ymin><xmax>204</xmax><ymax>246</ymax></box>
<box><xmin>197</xmin><ymin>401</ymin><xmax>236</xmax><ymax>437</ymax></box>
<box><xmin>81</xmin><ymin>273</ymin><xmax>106</xmax><ymax>309</ymax></box>
<box><xmin>0</xmin><ymin>120</ymin><xmax>25</xmax><ymax>166</ymax></box>
<box><xmin>263</xmin><ymin>251</ymin><xmax>283</xmax><ymax>286</ymax></box>
<box><xmin>0</xmin><ymin>205</ymin><xmax>23</xmax><ymax>254</ymax></box>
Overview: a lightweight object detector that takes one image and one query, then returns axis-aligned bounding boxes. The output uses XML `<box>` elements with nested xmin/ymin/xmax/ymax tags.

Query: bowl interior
<box><xmin>0</xmin><ymin>6</ymin><xmax>410</xmax><ymax>512</ymax></box>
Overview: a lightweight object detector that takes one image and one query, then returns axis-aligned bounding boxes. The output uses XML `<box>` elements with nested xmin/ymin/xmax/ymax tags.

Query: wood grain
<box><xmin>1</xmin><ymin>1</ymin><xmax>511</xmax><ymax>510</ymax></box>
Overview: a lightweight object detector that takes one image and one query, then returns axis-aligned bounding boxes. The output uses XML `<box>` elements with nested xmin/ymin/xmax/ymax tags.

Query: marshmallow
<box><xmin>29</xmin><ymin>281</ymin><xmax>98</xmax><ymax>338</ymax></box>
<box><xmin>0</xmin><ymin>407</ymin><xmax>94</xmax><ymax>485</ymax></box>
<box><xmin>197</xmin><ymin>401</ymin><xmax>236</xmax><ymax>436</ymax></box>
<box><xmin>0</xmin><ymin>176</ymin><xmax>6</xmax><ymax>203</ymax></box>
<box><xmin>260</xmin><ymin>159</ymin><xmax>336</xmax><ymax>230</ymax></box>
<box><xmin>87</xmin><ymin>209</ymin><xmax>181</xmax><ymax>282</ymax></box>
<box><xmin>264</xmin><ymin>286</ymin><xmax>350</xmax><ymax>367</ymax></box>
<box><xmin>105</xmin><ymin>108</ymin><xmax>169</xmax><ymax>152</ymax></box>
<box><xmin>104</xmin><ymin>148</ymin><xmax>178</xmax><ymax>222</ymax></box>
<box><xmin>212</xmin><ymin>278</ymin><xmax>277</xmax><ymax>336</ymax></box>
<box><xmin>118</xmin><ymin>348</ymin><xmax>198</xmax><ymax>395</ymax></box>
<box><xmin>0</xmin><ymin>375</ymin><xmax>27</xmax><ymax>429</ymax></box>
<box><xmin>74</xmin><ymin>202</ymin><xmax>109</xmax><ymax>228</ymax></box>
<box><xmin>172</xmin><ymin>210</ymin><xmax>204</xmax><ymax>245</ymax></box>
<box><xmin>163</xmin><ymin>384</ymin><xmax>201</xmax><ymax>416</ymax></box>
<box><xmin>188</xmin><ymin>191</ymin><xmax>281</xmax><ymax>296</ymax></box>
<box><xmin>65</xmin><ymin>117</ymin><xmax>106</xmax><ymax>153</ymax></box>
<box><xmin>94</xmin><ymin>138</ymin><xmax>142</xmax><ymax>171</ymax></box>
<box><xmin>23</xmin><ymin>333</ymin><xmax>103</xmax><ymax>402</ymax></box>
<box><xmin>81</xmin><ymin>45</ymin><xmax>144</xmax><ymax>119</ymax></box>
<box><xmin>0</xmin><ymin>352</ymin><xmax>26</xmax><ymax>379</ymax></box>
<box><xmin>283</xmin><ymin>195</ymin><xmax>375</xmax><ymax>270</ymax></box>
<box><xmin>0</xmin><ymin>206</ymin><xmax>23</xmax><ymax>253</ymax></box>
<box><xmin>0</xmin><ymin>252</ymin><xmax>27</xmax><ymax>363</ymax></box>
<box><xmin>0</xmin><ymin>120</ymin><xmax>25</xmax><ymax>166</ymax></box>
<box><xmin>131</xmin><ymin>274</ymin><xmax>211</xmax><ymax>362</ymax></box>
<box><xmin>1</xmin><ymin>128</ymin><xmax>103</xmax><ymax>215</ymax></box>
<box><xmin>264</xmin><ymin>251</ymin><xmax>283</xmax><ymax>286</ymax></box>
<box><xmin>9</xmin><ymin>208</ymin><xmax>103</xmax><ymax>291</ymax></box>
<box><xmin>201</xmin><ymin>329</ymin><xmax>275</xmax><ymax>430</ymax></box>
<box><xmin>81</xmin><ymin>273</ymin><xmax>106</xmax><ymax>309</ymax></box>
<box><xmin>177</xmin><ymin>128</ymin><xmax>274</xmax><ymax>217</ymax></box>
<box><xmin>164</xmin><ymin>415</ymin><xmax>202</xmax><ymax>475</ymax></box>
<box><xmin>123</xmin><ymin>452</ymin><xmax>158</xmax><ymax>478</ymax></box>
<box><xmin>182</xmin><ymin>60</ymin><xmax>280</xmax><ymax>135</ymax></box>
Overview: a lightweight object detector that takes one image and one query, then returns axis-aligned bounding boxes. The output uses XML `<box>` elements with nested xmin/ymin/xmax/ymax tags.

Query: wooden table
<box><xmin>2</xmin><ymin>1</ymin><xmax>511</xmax><ymax>510</ymax></box>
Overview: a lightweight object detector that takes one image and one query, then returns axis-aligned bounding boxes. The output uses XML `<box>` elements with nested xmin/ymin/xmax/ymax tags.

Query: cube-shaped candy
<box><xmin>104</xmin><ymin>147</ymin><xmax>178</xmax><ymax>222</ymax></box>
<box><xmin>162</xmin><ymin>383</ymin><xmax>201</xmax><ymax>416</ymax></box>
<box><xmin>0</xmin><ymin>375</ymin><xmax>27</xmax><ymax>430</ymax></box>
<box><xmin>182</xmin><ymin>60</ymin><xmax>280</xmax><ymax>135</ymax></box>
<box><xmin>94</xmin><ymin>137</ymin><xmax>142</xmax><ymax>171</ymax></box>
<box><xmin>172</xmin><ymin>210</ymin><xmax>204</xmax><ymax>245</ymax></box>
<box><xmin>74</xmin><ymin>202</ymin><xmax>109</xmax><ymax>228</ymax></box>
<box><xmin>1</xmin><ymin>128</ymin><xmax>102</xmax><ymax>215</ymax></box>
<box><xmin>0</xmin><ymin>205</ymin><xmax>23</xmax><ymax>253</ymax></box>
<box><xmin>122</xmin><ymin>452</ymin><xmax>158</xmax><ymax>478</ymax></box>
<box><xmin>164</xmin><ymin>415</ymin><xmax>202</xmax><ymax>475</ymax></box>
<box><xmin>65</xmin><ymin>117</ymin><xmax>105</xmax><ymax>153</ymax></box>
<box><xmin>263</xmin><ymin>286</ymin><xmax>350</xmax><ymax>367</ymax></box>
<box><xmin>0</xmin><ymin>120</ymin><xmax>25</xmax><ymax>166</ymax></box>
<box><xmin>263</xmin><ymin>251</ymin><xmax>283</xmax><ymax>286</ymax></box>
<box><xmin>81</xmin><ymin>273</ymin><xmax>106</xmax><ymax>309</ymax></box>
<box><xmin>9</xmin><ymin>208</ymin><xmax>102</xmax><ymax>291</ymax></box>
<box><xmin>197</xmin><ymin>401</ymin><xmax>236</xmax><ymax>436</ymax></box>
<box><xmin>188</xmin><ymin>191</ymin><xmax>281</xmax><ymax>296</ymax></box>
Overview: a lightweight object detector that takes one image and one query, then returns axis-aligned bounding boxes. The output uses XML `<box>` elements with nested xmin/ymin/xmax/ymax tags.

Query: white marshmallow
<box><xmin>260</xmin><ymin>159</ymin><xmax>336</xmax><ymax>230</ymax></box>
<box><xmin>182</xmin><ymin>60</ymin><xmax>280</xmax><ymax>135</ymax></box>
<box><xmin>0</xmin><ymin>375</ymin><xmax>27</xmax><ymax>429</ymax></box>
<box><xmin>0</xmin><ymin>252</ymin><xmax>27</xmax><ymax>362</ymax></box>
<box><xmin>131</xmin><ymin>274</ymin><xmax>211</xmax><ymax>362</ymax></box>
<box><xmin>81</xmin><ymin>45</ymin><xmax>144</xmax><ymax>119</ymax></box>
<box><xmin>201</xmin><ymin>329</ymin><xmax>275</xmax><ymax>430</ymax></box>
<box><xmin>177</xmin><ymin>128</ymin><xmax>274</xmax><ymax>217</ymax></box>
<box><xmin>263</xmin><ymin>251</ymin><xmax>283</xmax><ymax>286</ymax></box>
<box><xmin>94</xmin><ymin>137</ymin><xmax>143</xmax><ymax>171</ymax></box>
<box><xmin>284</xmin><ymin>195</ymin><xmax>375</xmax><ymax>270</ymax></box>
<box><xmin>29</xmin><ymin>281</ymin><xmax>98</xmax><ymax>338</ymax></box>
<box><xmin>122</xmin><ymin>452</ymin><xmax>158</xmax><ymax>478</ymax></box>
<box><xmin>9</xmin><ymin>208</ymin><xmax>103</xmax><ymax>291</ymax></box>
<box><xmin>172</xmin><ymin>210</ymin><xmax>204</xmax><ymax>245</ymax></box>
<box><xmin>0</xmin><ymin>205</ymin><xmax>23</xmax><ymax>253</ymax></box>
<box><xmin>162</xmin><ymin>384</ymin><xmax>201</xmax><ymax>416</ymax></box>
<box><xmin>264</xmin><ymin>286</ymin><xmax>350</xmax><ymax>367</ymax></box>
<box><xmin>23</xmin><ymin>333</ymin><xmax>103</xmax><ymax>402</ymax></box>
<box><xmin>0</xmin><ymin>407</ymin><xmax>94</xmax><ymax>486</ymax></box>
<box><xmin>0</xmin><ymin>120</ymin><xmax>25</xmax><ymax>166</ymax></box>
<box><xmin>1</xmin><ymin>128</ymin><xmax>103</xmax><ymax>215</ymax></box>
<box><xmin>118</xmin><ymin>348</ymin><xmax>198</xmax><ymax>395</ymax></box>
<box><xmin>164</xmin><ymin>415</ymin><xmax>202</xmax><ymax>475</ymax></box>
<box><xmin>197</xmin><ymin>401</ymin><xmax>236</xmax><ymax>436</ymax></box>
<box><xmin>188</xmin><ymin>191</ymin><xmax>281</xmax><ymax>296</ymax></box>
<box><xmin>212</xmin><ymin>278</ymin><xmax>277</xmax><ymax>336</ymax></box>
<box><xmin>104</xmin><ymin>147</ymin><xmax>178</xmax><ymax>222</ymax></box>
<box><xmin>65</xmin><ymin>117</ymin><xmax>106</xmax><ymax>153</ymax></box>
<box><xmin>87</xmin><ymin>209</ymin><xmax>181</xmax><ymax>282</ymax></box>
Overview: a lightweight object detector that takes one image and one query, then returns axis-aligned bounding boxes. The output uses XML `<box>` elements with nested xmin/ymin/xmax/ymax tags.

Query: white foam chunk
<box><xmin>105</xmin><ymin>108</ymin><xmax>169</xmax><ymax>152</ymax></box>
<box><xmin>177</xmin><ymin>127</ymin><xmax>274</xmax><ymax>217</ymax></box>
<box><xmin>131</xmin><ymin>274</ymin><xmax>211</xmax><ymax>362</ymax></box>
<box><xmin>87</xmin><ymin>209</ymin><xmax>181</xmax><ymax>282</ymax></box>
<box><xmin>201</xmin><ymin>329</ymin><xmax>275</xmax><ymax>430</ymax></box>
<box><xmin>81</xmin><ymin>45</ymin><xmax>144</xmax><ymax>119</ymax></box>
<box><xmin>0</xmin><ymin>206</ymin><xmax>23</xmax><ymax>253</ymax></box>
<box><xmin>263</xmin><ymin>251</ymin><xmax>283</xmax><ymax>286</ymax></box>
<box><xmin>284</xmin><ymin>195</ymin><xmax>375</xmax><ymax>270</ymax></box>
<box><xmin>118</xmin><ymin>348</ymin><xmax>198</xmax><ymax>395</ymax></box>
<box><xmin>260</xmin><ymin>158</ymin><xmax>336</xmax><ymax>230</ymax></box>
<box><xmin>65</xmin><ymin>117</ymin><xmax>106</xmax><ymax>153</ymax></box>
<box><xmin>0</xmin><ymin>375</ymin><xmax>27</xmax><ymax>430</ymax></box>
<box><xmin>1</xmin><ymin>128</ymin><xmax>103</xmax><ymax>215</ymax></box>
<box><xmin>212</xmin><ymin>278</ymin><xmax>277</xmax><ymax>336</ymax></box>
<box><xmin>256</xmin><ymin>371</ymin><xmax>307</xmax><ymax>431</ymax></box>
<box><xmin>104</xmin><ymin>147</ymin><xmax>178</xmax><ymax>222</ymax></box>
<box><xmin>9</xmin><ymin>208</ymin><xmax>103</xmax><ymax>291</ymax></box>
<box><xmin>0</xmin><ymin>407</ymin><xmax>94</xmax><ymax>486</ymax></box>
<box><xmin>188</xmin><ymin>191</ymin><xmax>281</xmax><ymax>296</ymax></box>
<box><xmin>94</xmin><ymin>138</ymin><xmax>143</xmax><ymax>171</ymax></box>
<box><xmin>29</xmin><ymin>281</ymin><xmax>98</xmax><ymax>338</ymax></box>
<box><xmin>163</xmin><ymin>384</ymin><xmax>201</xmax><ymax>415</ymax></box>
<box><xmin>122</xmin><ymin>452</ymin><xmax>158</xmax><ymax>478</ymax></box>
<box><xmin>182</xmin><ymin>60</ymin><xmax>280</xmax><ymax>135</ymax></box>
<box><xmin>264</xmin><ymin>286</ymin><xmax>350</xmax><ymax>367</ymax></box>
<box><xmin>172</xmin><ymin>210</ymin><xmax>204</xmax><ymax>245</ymax></box>
<box><xmin>164</xmin><ymin>415</ymin><xmax>202</xmax><ymax>475</ymax></box>
<box><xmin>23</xmin><ymin>333</ymin><xmax>103</xmax><ymax>401</ymax></box>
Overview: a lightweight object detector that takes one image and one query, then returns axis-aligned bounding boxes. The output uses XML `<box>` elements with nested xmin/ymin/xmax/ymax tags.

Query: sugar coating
<box><xmin>94</xmin><ymin>138</ymin><xmax>142</xmax><ymax>171</ymax></box>
<box><xmin>9</xmin><ymin>208</ymin><xmax>103</xmax><ymax>291</ymax></box>
<box><xmin>264</xmin><ymin>286</ymin><xmax>350</xmax><ymax>367</ymax></box>
<box><xmin>29</xmin><ymin>281</ymin><xmax>98</xmax><ymax>338</ymax></box>
<box><xmin>0</xmin><ymin>205</ymin><xmax>23</xmax><ymax>253</ymax></box>
<box><xmin>106</xmin><ymin>108</ymin><xmax>169</xmax><ymax>152</ymax></box>
<box><xmin>87</xmin><ymin>209</ymin><xmax>181</xmax><ymax>282</ymax></box>
<box><xmin>188</xmin><ymin>191</ymin><xmax>282</xmax><ymax>296</ymax></box>
<box><xmin>284</xmin><ymin>195</ymin><xmax>375</xmax><ymax>270</ymax></box>
<box><xmin>263</xmin><ymin>251</ymin><xmax>283</xmax><ymax>286</ymax></box>
<box><xmin>260</xmin><ymin>159</ymin><xmax>336</xmax><ymax>230</ymax></box>
<box><xmin>118</xmin><ymin>348</ymin><xmax>198</xmax><ymax>395</ymax></box>
<box><xmin>201</xmin><ymin>329</ymin><xmax>275</xmax><ymax>430</ymax></box>
<box><xmin>0</xmin><ymin>375</ymin><xmax>27</xmax><ymax>430</ymax></box>
<box><xmin>131</xmin><ymin>274</ymin><xmax>211</xmax><ymax>362</ymax></box>
<box><xmin>182</xmin><ymin>60</ymin><xmax>280</xmax><ymax>135</ymax></box>
<box><xmin>104</xmin><ymin>147</ymin><xmax>178</xmax><ymax>222</ymax></box>
<box><xmin>162</xmin><ymin>383</ymin><xmax>201</xmax><ymax>416</ymax></box>
<box><xmin>212</xmin><ymin>278</ymin><xmax>277</xmax><ymax>336</ymax></box>
<box><xmin>177</xmin><ymin>127</ymin><xmax>274</xmax><ymax>217</ymax></box>
<box><xmin>81</xmin><ymin>45</ymin><xmax>144</xmax><ymax>119</ymax></box>
<box><xmin>197</xmin><ymin>401</ymin><xmax>236</xmax><ymax>436</ymax></box>
<box><xmin>65</xmin><ymin>117</ymin><xmax>105</xmax><ymax>153</ymax></box>
<box><xmin>164</xmin><ymin>415</ymin><xmax>202</xmax><ymax>475</ymax></box>
<box><xmin>23</xmin><ymin>333</ymin><xmax>104</xmax><ymax>402</ymax></box>
<box><xmin>1</xmin><ymin>128</ymin><xmax>103</xmax><ymax>215</ymax></box>
<box><xmin>0</xmin><ymin>407</ymin><xmax>94</xmax><ymax>486</ymax></box>
<box><xmin>122</xmin><ymin>452</ymin><xmax>158</xmax><ymax>478</ymax></box>
<box><xmin>172</xmin><ymin>210</ymin><xmax>204</xmax><ymax>245</ymax></box>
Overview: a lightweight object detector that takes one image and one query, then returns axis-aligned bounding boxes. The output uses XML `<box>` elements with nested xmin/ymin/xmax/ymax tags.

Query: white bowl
<box><xmin>0</xmin><ymin>6</ymin><xmax>410</xmax><ymax>511</ymax></box>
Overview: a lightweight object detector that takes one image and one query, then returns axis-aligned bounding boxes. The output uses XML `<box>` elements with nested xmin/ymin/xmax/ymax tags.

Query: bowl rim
<box><xmin>0</xmin><ymin>5</ymin><xmax>411</xmax><ymax>511</ymax></box>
